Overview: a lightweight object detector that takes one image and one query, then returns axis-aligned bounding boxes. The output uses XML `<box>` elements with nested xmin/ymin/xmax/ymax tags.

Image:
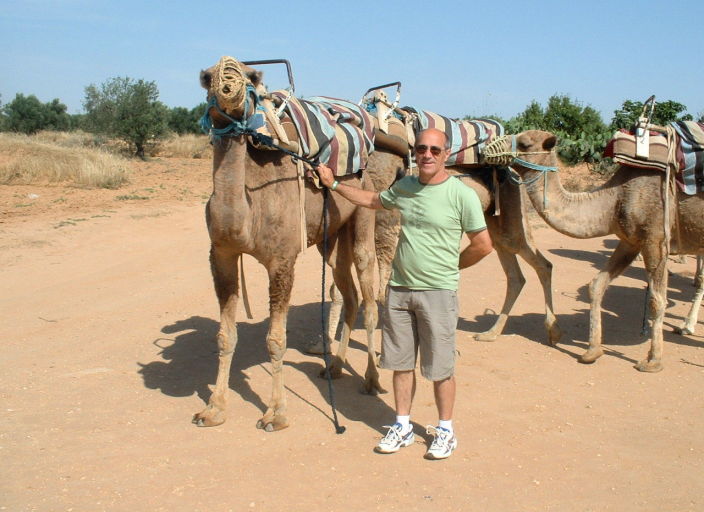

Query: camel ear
<box><xmin>543</xmin><ymin>134</ymin><xmax>558</xmax><ymax>151</ymax></box>
<box><xmin>200</xmin><ymin>69</ymin><xmax>212</xmax><ymax>90</ymax></box>
<box><xmin>243</xmin><ymin>67</ymin><xmax>263</xmax><ymax>87</ymax></box>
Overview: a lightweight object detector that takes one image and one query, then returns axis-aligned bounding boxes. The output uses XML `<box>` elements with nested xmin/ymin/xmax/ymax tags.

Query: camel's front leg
<box><xmin>193</xmin><ymin>247</ymin><xmax>240</xmax><ymax>427</ymax></box>
<box><xmin>635</xmin><ymin>247</ymin><xmax>668</xmax><ymax>372</ymax></box>
<box><xmin>257</xmin><ymin>258</ymin><xmax>295</xmax><ymax>431</ymax></box>
<box><xmin>472</xmin><ymin>246</ymin><xmax>525</xmax><ymax>342</ymax></box>
<box><xmin>581</xmin><ymin>241</ymin><xmax>639</xmax><ymax>364</ymax></box>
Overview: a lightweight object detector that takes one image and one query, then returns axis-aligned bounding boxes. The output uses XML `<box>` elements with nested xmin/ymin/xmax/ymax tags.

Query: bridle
<box><xmin>483</xmin><ymin>134</ymin><xmax>558</xmax><ymax>208</ymax></box>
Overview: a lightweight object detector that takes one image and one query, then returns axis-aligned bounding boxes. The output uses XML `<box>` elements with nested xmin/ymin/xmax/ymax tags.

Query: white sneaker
<box><xmin>375</xmin><ymin>423</ymin><xmax>415</xmax><ymax>454</ymax></box>
<box><xmin>424</xmin><ymin>426</ymin><xmax>457</xmax><ymax>460</ymax></box>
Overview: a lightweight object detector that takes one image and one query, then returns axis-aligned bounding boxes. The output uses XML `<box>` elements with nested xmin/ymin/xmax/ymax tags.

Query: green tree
<box><xmin>610</xmin><ymin>99</ymin><xmax>693</xmax><ymax>130</ymax></box>
<box><xmin>168</xmin><ymin>105</ymin><xmax>204</xmax><ymax>135</ymax></box>
<box><xmin>505</xmin><ymin>95</ymin><xmax>610</xmax><ymax>164</ymax></box>
<box><xmin>83</xmin><ymin>77</ymin><xmax>169</xmax><ymax>157</ymax></box>
<box><xmin>3</xmin><ymin>93</ymin><xmax>47</xmax><ymax>134</ymax></box>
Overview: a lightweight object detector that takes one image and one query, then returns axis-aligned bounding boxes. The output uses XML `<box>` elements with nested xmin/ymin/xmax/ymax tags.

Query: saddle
<box><xmin>362</xmin><ymin>90</ymin><xmax>505</xmax><ymax>168</ymax></box>
<box><xmin>604</xmin><ymin>121</ymin><xmax>704</xmax><ymax>195</ymax></box>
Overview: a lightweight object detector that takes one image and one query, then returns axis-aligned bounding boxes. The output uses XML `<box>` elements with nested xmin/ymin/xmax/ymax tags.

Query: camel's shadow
<box><xmin>138</xmin><ymin>303</ymin><xmax>394</xmax><ymax>434</ymax></box>
<box><xmin>459</xmin><ymin>239</ymin><xmax>703</xmax><ymax>366</ymax></box>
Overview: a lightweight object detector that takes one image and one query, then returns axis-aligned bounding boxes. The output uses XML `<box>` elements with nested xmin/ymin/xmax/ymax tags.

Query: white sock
<box><xmin>396</xmin><ymin>415</ymin><xmax>411</xmax><ymax>432</ymax></box>
<box><xmin>438</xmin><ymin>419</ymin><xmax>453</xmax><ymax>434</ymax></box>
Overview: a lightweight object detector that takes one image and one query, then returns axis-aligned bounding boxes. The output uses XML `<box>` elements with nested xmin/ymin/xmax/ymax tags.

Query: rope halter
<box><xmin>211</xmin><ymin>56</ymin><xmax>248</xmax><ymax>113</ymax></box>
<box><xmin>483</xmin><ymin>134</ymin><xmax>559</xmax><ymax>209</ymax></box>
<box><xmin>200</xmin><ymin>56</ymin><xmax>264</xmax><ymax>141</ymax></box>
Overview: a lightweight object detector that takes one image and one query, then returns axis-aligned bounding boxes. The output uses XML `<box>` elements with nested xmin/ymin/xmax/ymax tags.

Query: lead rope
<box><xmin>320</xmin><ymin>187</ymin><xmax>346</xmax><ymax>434</ymax></box>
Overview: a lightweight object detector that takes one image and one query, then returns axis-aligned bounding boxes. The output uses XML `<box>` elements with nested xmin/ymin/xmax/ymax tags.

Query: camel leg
<box><xmin>304</xmin><ymin>282</ymin><xmax>340</xmax><ymax>355</ymax></box>
<box><xmin>519</xmin><ymin>247</ymin><xmax>562</xmax><ymax>345</ymax></box>
<box><xmin>580</xmin><ymin>241</ymin><xmax>640</xmax><ymax>364</ymax></box>
<box><xmin>257</xmin><ymin>257</ymin><xmax>296</xmax><ymax>431</ymax></box>
<box><xmin>472</xmin><ymin>245</ymin><xmax>526</xmax><ymax>342</ymax></box>
<box><xmin>351</xmin><ymin>209</ymin><xmax>384</xmax><ymax>395</ymax></box>
<box><xmin>676</xmin><ymin>257</ymin><xmax>704</xmax><ymax>335</ymax></box>
<box><xmin>193</xmin><ymin>247</ymin><xmax>241</xmax><ymax>427</ymax></box>
<box><xmin>634</xmin><ymin>245</ymin><xmax>669</xmax><ymax>372</ymax></box>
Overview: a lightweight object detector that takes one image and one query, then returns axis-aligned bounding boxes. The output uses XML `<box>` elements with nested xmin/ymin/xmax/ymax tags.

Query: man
<box><xmin>317</xmin><ymin>128</ymin><xmax>493</xmax><ymax>459</ymax></box>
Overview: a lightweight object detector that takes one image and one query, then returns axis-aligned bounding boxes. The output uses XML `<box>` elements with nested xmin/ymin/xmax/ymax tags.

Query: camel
<box><xmin>194</xmin><ymin>57</ymin><xmax>562</xmax><ymax>431</ymax></box>
<box><xmin>489</xmin><ymin>130</ymin><xmax>704</xmax><ymax>371</ymax></box>
<box><xmin>194</xmin><ymin>57</ymin><xmax>387</xmax><ymax>431</ymax></box>
<box><xmin>675</xmin><ymin>255</ymin><xmax>704</xmax><ymax>335</ymax></box>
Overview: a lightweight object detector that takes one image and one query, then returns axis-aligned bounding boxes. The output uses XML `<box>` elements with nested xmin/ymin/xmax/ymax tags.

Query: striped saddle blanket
<box><xmin>673</xmin><ymin>121</ymin><xmax>704</xmax><ymax>195</ymax></box>
<box><xmin>604</xmin><ymin>121</ymin><xmax>704</xmax><ymax>195</ymax></box>
<box><xmin>268</xmin><ymin>92</ymin><xmax>374</xmax><ymax>175</ymax></box>
<box><xmin>405</xmin><ymin>108</ymin><xmax>505</xmax><ymax>167</ymax></box>
<box><xmin>364</xmin><ymin>102</ymin><xmax>505</xmax><ymax>167</ymax></box>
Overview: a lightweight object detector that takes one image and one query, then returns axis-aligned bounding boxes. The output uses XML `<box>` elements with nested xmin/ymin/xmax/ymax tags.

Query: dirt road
<box><xmin>2</xmin><ymin>158</ymin><xmax>703</xmax><ymax>511</ymax></box>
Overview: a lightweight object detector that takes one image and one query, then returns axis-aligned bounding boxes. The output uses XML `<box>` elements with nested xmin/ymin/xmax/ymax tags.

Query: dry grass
<box><xmin>153</xmin><ymin>134</ymin><xmax>212</xmax><ymax>159</ymax></box>
<box><xmin>0</xmin><ymin>133</ymin><xmax>130</xmax><ymax>189</ymax></box>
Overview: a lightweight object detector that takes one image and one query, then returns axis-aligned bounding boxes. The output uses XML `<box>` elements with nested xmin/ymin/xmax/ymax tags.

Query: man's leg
<box><xmin>393</xmin><ymin>369</ymin><xmax>416</xmax><ymax>416</ymax></box>
<box><xmin>433</xmin><ymin>375</ymin><xmax>455</xmax><ymax>421</ymax></box>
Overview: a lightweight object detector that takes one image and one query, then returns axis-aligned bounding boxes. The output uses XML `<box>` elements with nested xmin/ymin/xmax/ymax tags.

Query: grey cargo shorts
<box><xmin>380</xmin><ymin>286</ymin><xmax>458</xmax><ymax>381</ymax></box>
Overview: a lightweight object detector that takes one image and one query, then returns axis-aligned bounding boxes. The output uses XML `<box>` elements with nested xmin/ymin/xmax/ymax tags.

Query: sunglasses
<box><xmin>414</xmin><ymin>144</ymin><xmax>444</xmax><ymax>156</ymax></box>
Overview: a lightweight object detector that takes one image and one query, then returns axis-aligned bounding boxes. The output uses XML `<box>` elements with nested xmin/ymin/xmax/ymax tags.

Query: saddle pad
<box><xmin>405</xmin><ymin>108</ymin><xmax>505</xmax><ymax>167</ymax></box>
<box><xmin>271</xmin><ymin>92</ymin><xmax>374</xmax><ymax>175</ymax></box>
<box><xmin>673</xmin><ymin>121</ymin><xmax>704</xmax><ymax>195</ymax></box>
<box><xmin>603</xmin><ymin>129</ymin><xmax>669</xmax><ymax>171</ymax></box>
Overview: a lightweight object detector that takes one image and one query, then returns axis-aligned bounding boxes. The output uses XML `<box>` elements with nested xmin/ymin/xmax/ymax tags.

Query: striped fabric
<box><xmin>271</xmin><ymin>91</ymin><xmax>375</xmax><ymax>175</ymax></box>
<box><xmin>673</xmin><ymin>121</ymin><xmax>704</xmax><ymax>195</ymax></box>
<box><xmin>407</xmin><ymin>108</ymin><xmax>505</xmax><ymax>167</ymax></box>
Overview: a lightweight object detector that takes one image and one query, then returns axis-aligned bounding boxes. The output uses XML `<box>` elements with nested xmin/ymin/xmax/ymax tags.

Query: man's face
<box><xmin>414</xmin><ymin>131</ymin><xmax>449</xmax><ymax>179</ymax></box>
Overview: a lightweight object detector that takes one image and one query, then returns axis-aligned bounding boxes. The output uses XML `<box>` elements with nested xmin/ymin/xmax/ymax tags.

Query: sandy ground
<box><xmin>1</xmin><ymin>157</ymin><xmax>703</xmax><ymax>512</ymax></box>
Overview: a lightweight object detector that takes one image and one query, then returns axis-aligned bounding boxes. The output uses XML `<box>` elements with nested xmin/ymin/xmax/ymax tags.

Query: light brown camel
<box><xmin>675</xmin><ymin>255</ymin><xmax>704</xmax><ymax>335</ymax></box>
<box><xmin>492</xmin><ymin>130</ymin><xmax>704</xmax><ymax>372</ymax></box>
<box><xmin>193</xmin><ymin>57</ymin><xmax>387</xmax><ymax>431</ymax></box>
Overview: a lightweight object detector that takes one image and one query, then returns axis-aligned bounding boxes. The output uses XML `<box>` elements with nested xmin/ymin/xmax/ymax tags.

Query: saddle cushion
<box><xmin>408</xmin><ymin>109</ymin><xmax>504</xmax><ymax>167</ymax></box>
<box><xmin>603</xmin><ymin>129</ymin><xmax>669</xmax><ymax>171</ymax></box>
<box><xmin>271</xmin><ymin>92</ymin><xmax>374</xmax><ymax>175</ymax></box>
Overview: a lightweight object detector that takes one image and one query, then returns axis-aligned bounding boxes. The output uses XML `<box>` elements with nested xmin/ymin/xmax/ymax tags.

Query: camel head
<box><xmin>200</xmin><ymin>56</ymin><xmax>264</xmax><ymax>126</ymax></box>
<box><xmin>483</xmin><ymin>130</ymin><xmax>558</xmax><ymax>172</ymax></box>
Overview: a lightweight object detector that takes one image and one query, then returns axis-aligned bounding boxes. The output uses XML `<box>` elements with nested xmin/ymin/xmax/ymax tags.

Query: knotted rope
<box><xmin>211</xmin><ymin>56</ymin><xmax>249</xmax><ymax>113</ymax></box>
<box><xmin>483</xmin><ymin>134</ymin><xmax>558</xmax><ymax>209</ymax></box>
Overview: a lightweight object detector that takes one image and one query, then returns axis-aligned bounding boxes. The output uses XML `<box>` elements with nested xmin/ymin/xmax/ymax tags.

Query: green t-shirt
<box><xmin>379</xmin><ymin>175</ymin><xmax>486</xmax><ymax>291</ymax></box>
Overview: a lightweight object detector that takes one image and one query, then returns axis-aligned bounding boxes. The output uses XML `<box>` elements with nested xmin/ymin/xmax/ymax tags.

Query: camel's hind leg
<box><xmin>580</xmin><ymin>240</ymin><xmax>640</xmax><ymax>365</ymax></box>
<box><xmin>676</xmin><ymin>255</ymin><xmax>704</xmax><ymax>335</ymax></box>
<box><xmin>257</xmin><ymin>257</ymin><xmax>296</xmax><ymax>431</ymax></box>
<box><xmin>634</xmin><ymin>244</ymin><xmax>669</xmax><ymax>372</ymax></box>
<box><xmin>193</xmin><ymin>246</ymin><xmax>241</xmax><ymax>427</ymax></box>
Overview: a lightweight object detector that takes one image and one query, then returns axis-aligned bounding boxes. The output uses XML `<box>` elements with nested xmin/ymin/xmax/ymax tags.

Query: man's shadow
<box><xmin>138</xmin><ymin>303</ymin><xmax>395</xmax><ymax>434</ymax></box>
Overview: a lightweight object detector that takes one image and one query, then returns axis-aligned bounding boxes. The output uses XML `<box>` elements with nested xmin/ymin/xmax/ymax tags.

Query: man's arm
<box><xmin>459</xmin><ymin>229</ymin><xmax>493</xmax><ymax>269</ymax></box>
<box><xmin>316</xmin><ymin>163</ymin><xmax>384</xmax><ymax>210</ymax></box>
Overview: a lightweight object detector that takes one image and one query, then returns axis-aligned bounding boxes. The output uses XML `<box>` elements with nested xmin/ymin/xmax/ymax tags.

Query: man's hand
<box><xmin>316</xmin><ymin>163</ymin><xmax>336</xmax><ymax>188</ymax></box>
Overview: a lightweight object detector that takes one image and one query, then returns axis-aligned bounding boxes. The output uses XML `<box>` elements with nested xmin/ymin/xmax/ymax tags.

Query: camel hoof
<box><xmin>361</xmin><ymin>382</ymin><xmax>386</xmax><ymax>395</ymax></box>
<box><xmin>192</xmin><ymin>407</ymin><xmax>226</xmax><ymax>427</ymax></box>
<box><xmin>547</xmin><ymin>325</ymin><xmax>563</xmax><ymax>346</ymax></box>
<box><xmin>673</xmin><ymin>326</ymin><xmax>693</xmax><ymax>336</ymax></box>
<box><xmin>578</xmin><ymin>348</ymin><xmax>604</xmax><ymax>364</ymax></box>
<box><xmin>473</xmin><ymin>331</ymin><xmax>498</xmax><ymax>342</ymax></box>
<box><xmin>304</xmin><ymin>339</ymin><xmax>331</xmax><ymax>355</ymax></box>
<box><xmin>256</xmin><ymin>416</ymin><xmax>289</xmax><ymax>432</ymax></box>
<box><xmin>634</xmin><ymin>359</ymin><xmax>663</xmax><ymax>373</ymax></box>
<box><xmin>319</xmin><ymin>366</ymin><xmax>343</xmax><ymax>380</ymax></box>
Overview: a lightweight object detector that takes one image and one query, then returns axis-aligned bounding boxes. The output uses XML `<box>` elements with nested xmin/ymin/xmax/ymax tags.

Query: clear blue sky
<box><xmin>2</xmin><ymin>0</ymin><xmax>703</xmax><ymax>122</ymax></box>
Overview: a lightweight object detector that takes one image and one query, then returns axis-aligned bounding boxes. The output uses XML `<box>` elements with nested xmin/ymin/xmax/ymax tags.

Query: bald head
<box><xmin>416</xmin><ymin>128</ymin><xmax>450</xmax><ymax>150</ymax></box>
